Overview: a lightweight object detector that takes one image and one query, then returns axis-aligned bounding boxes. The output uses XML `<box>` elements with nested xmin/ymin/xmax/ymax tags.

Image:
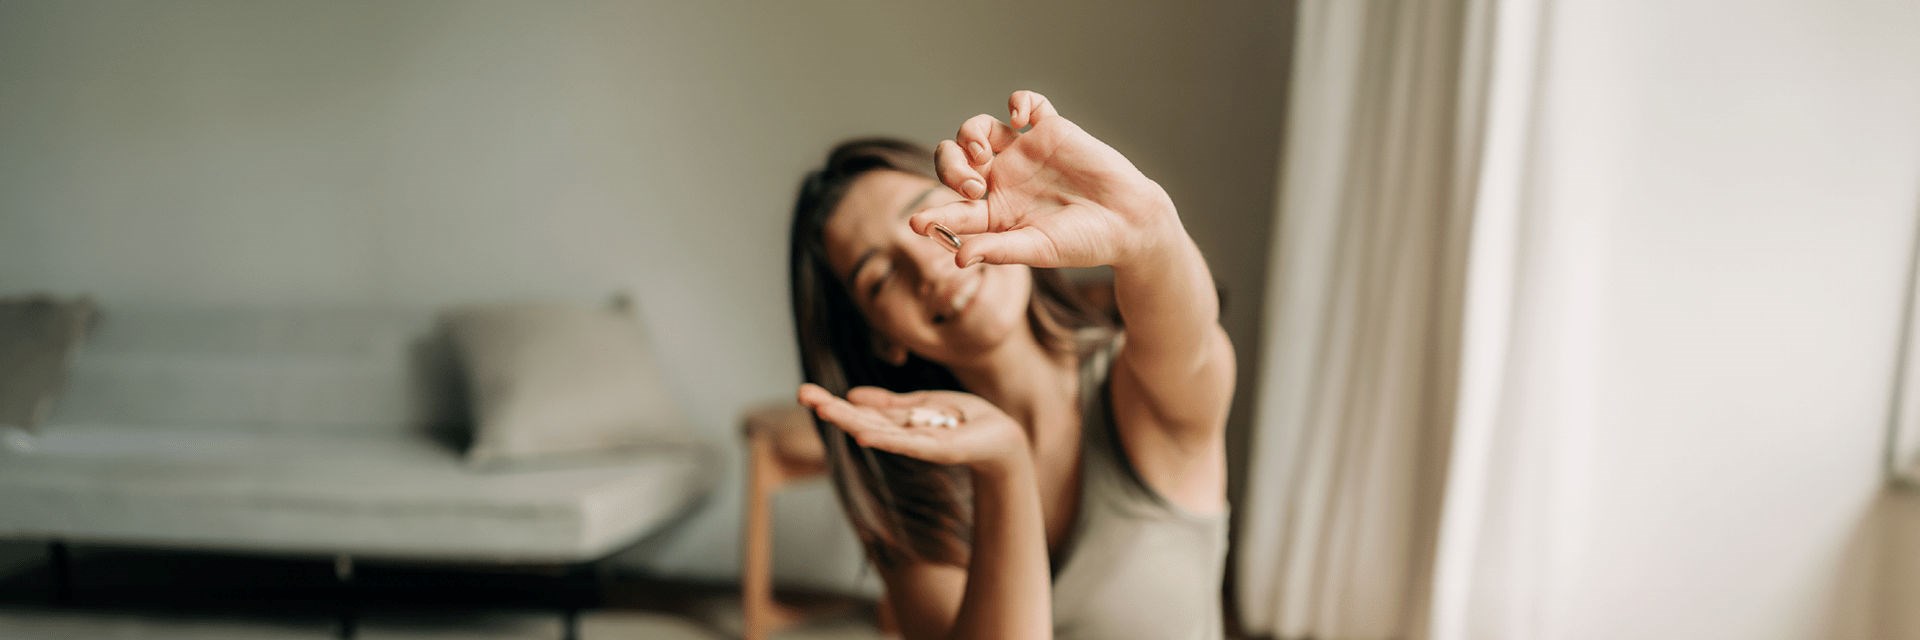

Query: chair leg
<box><xmin>334</xmin><ymin>554</ymin><xmax>357</xmax><ymax>639</ymax></box>
<box><xmin>47</xmin><ymin>541</ymin><xmax>71</xmax><ymax>606</ymax></box>
<box><xmin>743</xmin><ymin>435</ymin><xmax>776</xmax><ymax>640</ymax></box>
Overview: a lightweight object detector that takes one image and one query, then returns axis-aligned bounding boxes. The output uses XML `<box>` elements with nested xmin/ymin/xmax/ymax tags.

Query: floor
<box><xmin>0</xmin><ymin>606</ymin><xmax>883</xmax><ymax>639</ymax></box>
<box><xmin>0</xmin><ymin>546</ymin><xmax>884</xmax><ymax>639</ymax></box>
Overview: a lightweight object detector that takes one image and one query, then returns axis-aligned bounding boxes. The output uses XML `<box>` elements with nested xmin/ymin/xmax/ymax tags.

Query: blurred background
<box><xmin>1</xmin><ymin>0</ymin><xmax>1918</xmax><ymax>639</ymax></box>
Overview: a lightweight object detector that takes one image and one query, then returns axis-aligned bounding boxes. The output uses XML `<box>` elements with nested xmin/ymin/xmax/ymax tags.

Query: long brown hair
<box><xmin>788</xmin><ymin>137</ymin><xmax>1106</xmax><ymax>567</ymax></box>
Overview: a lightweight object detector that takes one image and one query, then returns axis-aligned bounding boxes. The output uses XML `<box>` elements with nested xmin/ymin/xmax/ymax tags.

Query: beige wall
<box><xmin>0</xmin><ymin>1</ymin><xmax>1291</xmax><ymax>589</ymax></box>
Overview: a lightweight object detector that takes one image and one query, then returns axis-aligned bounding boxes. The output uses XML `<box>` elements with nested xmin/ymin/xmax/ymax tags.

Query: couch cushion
<box><xmin>0</xmin><ymin>295</ymin><xmax>95</xmax><ymax>432</ymax></box>
<box><xmin>445</xmin><ymin>302</ymin><xmax>689</xmax><ymax>467</ymax></box>
<box><xmin>0</xmin><ymin>424</ymin><xmax>715</xmax><ymax>563</ymax></box>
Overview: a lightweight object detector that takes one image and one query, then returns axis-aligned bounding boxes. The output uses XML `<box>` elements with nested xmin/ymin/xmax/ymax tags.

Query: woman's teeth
<box><xmin>934</xmin><ymin>277</ymin><xmax>982</xmax><ymax>324</ymax></box>
<box><xmin>952</xmin><ymin>276</ymin><xmax>983</xmax><ymax>313</ymax></box>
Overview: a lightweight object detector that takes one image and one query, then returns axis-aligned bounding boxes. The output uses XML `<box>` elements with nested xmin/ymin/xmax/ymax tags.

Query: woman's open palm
<box><xmin>909</xmin><ymin>90</ymin><xmax>1177</xmax><ymax>270</ymax></box>
<box><xmin>798</xmin><ymin>383</ymin><xmax>1028</xmax><ymax>474</ymax></box>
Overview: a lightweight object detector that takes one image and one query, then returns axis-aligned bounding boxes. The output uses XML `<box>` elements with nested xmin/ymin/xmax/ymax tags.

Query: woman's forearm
<box><xmin>1112</xmin><ymin>206</ymin><xmax>1223</xmax><ymax>366</ymax></box>
<box><xmin>949</xmin><ymin>456</ymin><xmax>1051</xmax><ymax>639</ymax></box>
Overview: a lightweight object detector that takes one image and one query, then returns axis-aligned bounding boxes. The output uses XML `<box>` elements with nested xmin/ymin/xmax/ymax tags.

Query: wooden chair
<box><xmin>741</xmin><ymin>402</ymin><xmax>895</xmax><ymax>639</ymax></box>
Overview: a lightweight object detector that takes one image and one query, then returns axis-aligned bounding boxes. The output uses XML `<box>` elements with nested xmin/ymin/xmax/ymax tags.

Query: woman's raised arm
<box><xmin>907</xmin><ymin>91</ymin><xmax>1235</xmax><ymax>450</ymax></box>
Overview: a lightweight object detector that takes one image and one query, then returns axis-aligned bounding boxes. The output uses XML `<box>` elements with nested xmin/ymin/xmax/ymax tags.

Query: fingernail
<box><xmin>968</xmin><ymin>142</ymin><xmax>987</xmax><ymax>164</ymax></box>
<box><xmin>962</xmin><ymin>179</ymin><xmax>985</xmax><ymax>199</ymax></box>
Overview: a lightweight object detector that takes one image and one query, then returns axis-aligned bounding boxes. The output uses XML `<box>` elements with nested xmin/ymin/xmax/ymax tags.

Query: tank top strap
<box><xmin>1053</xmin><ymin>328</ymin><xmax>1229</xmax><ymax>640</ymax></box>
<box><xmin>1075</xmin><ymin>327</ymin><xmax>1124</xmax><ymax>455</ymax></box>
<box><xmin>1074</xmin><ymin>328</ymin><xmax>1226</xmax><ymax>520</ymax></box>
<box><xmin>1073</xmin><ymin>329</ymin><xmax>1160</xmax><ymax>514</ymax></box>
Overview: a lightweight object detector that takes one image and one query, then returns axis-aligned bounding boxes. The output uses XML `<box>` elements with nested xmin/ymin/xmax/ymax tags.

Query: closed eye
<box><xmin>866</xmin><ymin>264</ymin><xmax>893</xmax><ymax>299</ymax></box>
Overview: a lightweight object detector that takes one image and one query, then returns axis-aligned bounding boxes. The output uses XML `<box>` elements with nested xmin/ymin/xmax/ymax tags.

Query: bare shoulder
<box><xmin>1107</xmin><ymin>326</ymin><xmax>1234</xmax><ymax>514</ymax></box>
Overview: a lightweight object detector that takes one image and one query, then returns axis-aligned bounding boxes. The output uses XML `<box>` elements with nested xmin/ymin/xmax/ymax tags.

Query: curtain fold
<box><xmin>1426</xmin><ymin>1</ymin><xmax>1563</xmax><ymax>638</ymax></box>
<box><xmin>1235</xmin><ymin>1</ymin><xmax>1547</xmax><ymax>638</ymax></box>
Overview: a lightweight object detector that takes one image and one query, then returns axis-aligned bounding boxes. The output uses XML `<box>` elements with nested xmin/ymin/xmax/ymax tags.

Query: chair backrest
<box><xmin>48</xmin><ymin>306</ymin><xmax>465</xmax><ymax>435</ymax></box>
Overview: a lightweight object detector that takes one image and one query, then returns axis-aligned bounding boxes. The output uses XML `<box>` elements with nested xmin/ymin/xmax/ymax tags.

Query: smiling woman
<box><xmin>786</xmin><ymin>137</ymin><xmax>1099</xmax><ymax>569</ymax></box>
<box><xmin>785</xmin><ymin>91</ymin><xmax>1236</xmax><ymax>640</ymax></box>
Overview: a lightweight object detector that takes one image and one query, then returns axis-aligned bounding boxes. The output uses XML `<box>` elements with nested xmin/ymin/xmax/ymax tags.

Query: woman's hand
<box><xmin>803</xmin><ymin>383</ymin><xmax>1054</xmax><ymax>639</ymax></box>
<box><xmin>909</xmin><ymin>90</ymin><xmax>1180</xmax><ymax>270</ymax></box>
<box><xmin>798</xmin><ymin>383</ymin><xmax>1029</xmax><ymax>477</ymax></box>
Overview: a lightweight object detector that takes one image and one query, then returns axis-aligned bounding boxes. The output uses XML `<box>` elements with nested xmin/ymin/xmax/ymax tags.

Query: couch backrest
<box><xmin>48</xmin><ymin>307</ymin><xmax>466</xmax><ymax>435</ymax></box>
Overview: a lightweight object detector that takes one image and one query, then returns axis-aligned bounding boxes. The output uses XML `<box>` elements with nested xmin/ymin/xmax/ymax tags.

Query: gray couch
<box><xmin>0</xmin><ymin>306</ymin><xmax>715</xmax><ymax>633</ymax></box>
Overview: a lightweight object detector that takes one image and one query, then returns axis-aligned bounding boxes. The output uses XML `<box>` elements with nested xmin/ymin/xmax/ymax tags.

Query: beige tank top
<box><xmin>1050</xmin><ymin>331</ymin><xmax>1229</xmax><ymax>639</ymax></box>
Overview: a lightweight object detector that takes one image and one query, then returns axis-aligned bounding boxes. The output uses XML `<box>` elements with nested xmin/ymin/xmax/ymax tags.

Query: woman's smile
<box><xmin>932</xmin><ymin>271</ymin><xmax>983</xmax><ymax>325</ymax></box>
<box><xmin>822</xmin><ymin>169</ymin><xmax>1037</xmax><ymax>364</ymax></box>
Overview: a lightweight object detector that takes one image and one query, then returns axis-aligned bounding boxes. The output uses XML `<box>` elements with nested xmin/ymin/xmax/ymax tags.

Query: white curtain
<box><xmin>1234</xmin><ymin>0</ymin><xmax>1555</xmax><ymax>638</ymax></box>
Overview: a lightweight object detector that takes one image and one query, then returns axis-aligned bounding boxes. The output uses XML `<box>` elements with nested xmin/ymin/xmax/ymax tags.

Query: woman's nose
<box><xmin>907</xmin><ymin>234</ymin><xmax>962</xmax><ymax>296</ymax></box>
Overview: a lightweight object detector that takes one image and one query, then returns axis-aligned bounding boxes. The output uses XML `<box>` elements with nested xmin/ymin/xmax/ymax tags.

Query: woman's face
<box><xmin>823</xmin><ymin>170</ymin><xmax>1033</xmax><ymax>366</ymax></box>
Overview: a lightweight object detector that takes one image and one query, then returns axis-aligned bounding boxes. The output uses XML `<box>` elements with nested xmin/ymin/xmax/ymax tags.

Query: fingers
<box><xmin>956</xmin><ymin>113</ymin><xmax>1019</xmax><ymax>166</ymax></box>
<box><xmin>802</xmin><ymin>384</ymin><xmax>895</xmax><ymax>429</ymax></box>
<box><xmin>934</xmin><ymin>93</ymin><xmax>1057</xmax><ymax>200</ymax></box>
<box><xmin>1008</xmin><ymin>90</ymin><xmax>1058</xmax><ymax>131</ymax></box>
<box><xmin>849</xmin><ymin>386</ymin><xmax>993</xmax><ymax>416</ymax></box>
<box><xmin>934</xmin><ymin>140</ymin><xmax>986</xmax><ymax>200</ymax></box>
<box><xmin>814</xmin><ymin>385</ymin><xmax>956</xmax><ymax>416</ymax></box>
<box><xmin>797</xmin><ymin>382</ymin><xmax>835</xmax><ymax>408</ymax></box>
<box><xmin>805</xmin><ymin>385</ymin><xmax>939</xmax><ymax>430</ymax></box>
<box><xmin>954</xmin><ymin>227</ymin><xmax>1060</xmax><ymax>269</ymax></box>
<box><xmin>847</xmin><ymin>387</ymin><xmax>973</xmax><ymax>431</ymax></box>
<box><xmin>801</xmin><ymin>386</ymin><xmax>947</xmax><ymax>460</ymax></box>
<box><xmin>908</xmin><ymin>198</ymin><xmax>992</xmax><ymax>237</ymax></box>
<box><xmin>846</xmin><ymin>388</ymin><xmax>940</xmax><ymax>433</ymax></box>
<box><xmin>926</xmin><ymin>92</ymin><xmax>1058</xmax><ymax>216</ymax></box>
<box><xmin>846</xmin><ymin>386</ymin><xmax>935</xmax><ymax>408</ymax></box>
<box><xmin>805</xmin><ymin>388</ymin><xmax>893</xmax><ymax>434</ymax></box>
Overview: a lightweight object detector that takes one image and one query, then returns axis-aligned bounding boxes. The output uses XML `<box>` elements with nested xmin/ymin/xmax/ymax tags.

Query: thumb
<box><xmin>955</xmin><ymin>228</ymin><xmax>1059</xmax><ymax>268</ymax></box>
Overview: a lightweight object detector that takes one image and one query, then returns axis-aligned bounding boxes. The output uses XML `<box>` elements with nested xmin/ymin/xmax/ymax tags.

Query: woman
<box><xmin>788</xmin><ymin>91</ymin><xmax>1234</xmax><ymax>639</ymax></box>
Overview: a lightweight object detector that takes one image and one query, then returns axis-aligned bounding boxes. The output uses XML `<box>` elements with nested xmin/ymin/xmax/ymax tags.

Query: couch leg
<box><xmin>334</xmin><ymin>554</ymin><xmax>357</xmax><ymax>639</ymax></box>
<box><xmin>558</xmin><ymin>557</ymin><xmax>601</xmax><ymax>640</ymax></box>
<box><xmin>47</xmin><ymin>541</ymin><xmax>72</xmax><ymax>606</ymax></box>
